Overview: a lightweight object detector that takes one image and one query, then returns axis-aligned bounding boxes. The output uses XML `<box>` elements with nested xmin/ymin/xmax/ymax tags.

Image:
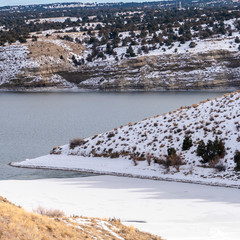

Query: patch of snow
<box><xmin>26</xmin><ymin>17</ymin><xmax>80</xmax><ymax>24</ymax></box>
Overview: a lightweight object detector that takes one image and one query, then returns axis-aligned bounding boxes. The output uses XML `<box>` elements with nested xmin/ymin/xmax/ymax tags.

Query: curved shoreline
<box><xmin>9</xmin><ymin>162</ymin><xmax>240</xmax><ymax>189</ymax></box>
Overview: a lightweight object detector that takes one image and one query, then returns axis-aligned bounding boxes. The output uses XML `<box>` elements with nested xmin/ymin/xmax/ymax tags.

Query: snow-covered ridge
<box><xmin>12</xmin><ymin>91</ymin><xmax>240</xmax><ymax>187</ymax></box>
<box><xmin>0</xmin><ymin>45</ymin><xmax>39</xmax><ymax>85</ymax></box>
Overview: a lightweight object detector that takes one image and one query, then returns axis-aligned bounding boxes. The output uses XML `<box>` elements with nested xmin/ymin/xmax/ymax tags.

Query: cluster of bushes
<box><xmin>0</xmin><ymin>30</ymin><xmax>29</xmax><ymax>46</ymax></box>
<box><xmin>68</xmin><ymin>134</ymin><xmax>240</xmax><ymax>173</ymax></box>
<box><xmin>180</xmin><ymin>136</ymin><xmax>240</xmax><ymax>172</ymax></box>
<box><xmin>153</xmin><ymin>135</ymin><xmax>225</xmax><ymax>171</ymax></box>
<box><xmin>196</xmin><ymin>137</ymin><xmax>225</xmax><ymax>164</ymax></box>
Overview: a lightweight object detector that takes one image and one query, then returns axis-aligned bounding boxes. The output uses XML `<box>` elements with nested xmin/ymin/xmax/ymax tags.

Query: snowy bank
<box><xmin>10</xmin><ymin>154</ymin><xmax>240</xmax><ymax>188</ymax></box>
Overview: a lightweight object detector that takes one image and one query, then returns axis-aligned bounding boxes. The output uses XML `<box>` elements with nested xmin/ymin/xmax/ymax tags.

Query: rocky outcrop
<box><xmin>1</xmin><ymin>46</ymin><xmax>240</xmax><ymax>91</ymax></box>
<box><xmin>61</xmin><ymin>50</ymin><xmax>240</xmax><ymax>91</ymax></box>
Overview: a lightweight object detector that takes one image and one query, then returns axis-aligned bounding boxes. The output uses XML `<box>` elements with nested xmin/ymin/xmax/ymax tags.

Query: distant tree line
<box><xmin>1</xmin><ymin>3</ymin><xmax>240</xmax><ymax>47</ymax></box>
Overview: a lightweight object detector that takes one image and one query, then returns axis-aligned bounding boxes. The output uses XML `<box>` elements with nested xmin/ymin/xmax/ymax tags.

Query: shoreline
<box><xmin>9</xmin><ymin>161</ymin><xmax>240</xmax><ymax>190</ymax></box>
<box><xmin>0</xmin><ymin>88</ymin><xmax>235</xmax><ymax>93</ymax></box>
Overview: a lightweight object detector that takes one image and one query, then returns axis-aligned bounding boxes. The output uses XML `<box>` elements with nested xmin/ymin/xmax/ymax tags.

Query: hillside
<box><xmin>1</xmin><ymin>32</ymin><xmax>240</xmax><ymax>91</ymax></box>
<box><xmin>1</xmin><ymin>5</ymin><xmax>240</xmax><ymax>91</ymax></box>
<box><xmin>12</xmin><ymin>91</ymin><xmax>240</xmax><ymax>187</ymax></box>
<box><xmin>0</xmin><ymin>196</ymin><xmax>161</xmax><ymax>240</ymax></box>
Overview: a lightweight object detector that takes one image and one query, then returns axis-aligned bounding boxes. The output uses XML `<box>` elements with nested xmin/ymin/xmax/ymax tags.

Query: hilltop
<box><xmin>12</xmin><ymin>91</ymin><xmax>240</xmax><ymax>187</ymax></box>
<box><xmin>0</xmin><ymin>195</ymin><xmax>161</xmax><ymax>240</ymax></box>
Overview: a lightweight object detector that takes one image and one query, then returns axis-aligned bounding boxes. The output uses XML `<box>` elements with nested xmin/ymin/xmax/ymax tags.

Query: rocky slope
<box><xmin>1</xmin><ymin>35</ymin><xmax>240</xmax><ymax>91</ymax></box>
<box><xmin>65</xmin><ymin>50</ymin><xmax>240</xmax><ymax>91</ymax></box>
<box><xmin>0</xmin><ymin>38</ymin><xmax>81</xmax><ymax>90</ymax></box>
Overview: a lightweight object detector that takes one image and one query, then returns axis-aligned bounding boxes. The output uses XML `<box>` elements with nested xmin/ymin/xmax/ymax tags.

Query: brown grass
<box><xmin>166</xmin><ymin>153</ymin><xmax>184</xmax><ymax>171</ymax></box>
<box><xmin>0</xmin><ymin>196</ymin><xmax>163</xmax><ymax>240</ymax></box>
<box><xmin>0</xmin><ymin>198</ymin><xmax>83</xmax><ymax>240</ymax></box>
<box><xmin>34</xmin><ymin>206</ymin><xmax>65</xmax><ymax>218</ymax></box>
<box><xmin>69</xmin><ymin>138</ymin><xmax>86</xmax><ymax>149</ymax></box>
<box><xmin>28</xmin><ymin>35</ymin><xmax>84</xmax><ymax>62</ymax></box>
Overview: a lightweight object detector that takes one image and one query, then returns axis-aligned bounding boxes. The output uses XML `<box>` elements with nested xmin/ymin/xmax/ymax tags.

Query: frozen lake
<box><xmin>0</xmin><ymin>175</ymin><xmax>240</xmax><ymax>240</ymax></box>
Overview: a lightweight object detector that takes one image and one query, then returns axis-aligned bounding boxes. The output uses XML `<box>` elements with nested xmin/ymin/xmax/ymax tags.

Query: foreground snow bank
<box><xmin>10</xmin><ymin>154</ymin><xmax>240</xmax><ymax>188</ymax></box>
<box><xmin>1</xmin><ymin>175</ymin><xmax>240</xmax><ymax>240</ymax></box>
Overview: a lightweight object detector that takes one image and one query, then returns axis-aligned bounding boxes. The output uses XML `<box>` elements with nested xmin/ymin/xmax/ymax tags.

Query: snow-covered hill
<box><xmin>12</xmin><ymin>91</ymin><xmax>240</xmax><ymax>187</ymax></box>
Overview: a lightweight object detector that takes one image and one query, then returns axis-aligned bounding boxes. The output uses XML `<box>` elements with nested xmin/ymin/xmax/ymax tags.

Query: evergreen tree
<box><xmin>197</xmin><ymin>140</ymin><xmax>205</xmax><ymax>157</ymax></box>
<box><xmin>196</xmin><ymin>137</ymin><xmax>225</xmax><ymax>164</ymax></box>
<box><xmin>182</xmin><ymin>136</ymin><xmax>193</xmax><ymax>150</ymax></box>
<box><xmin>126</xmin><ymin>45</ymin><xmax>136</xmax><ymax>57</ymax></box>
<box><xmin>234</xmin><ymin>151</ymin><xmax>240</xmax><ymax>170</ymax></box>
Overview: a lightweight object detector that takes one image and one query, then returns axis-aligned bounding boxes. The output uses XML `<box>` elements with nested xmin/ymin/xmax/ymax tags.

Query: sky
<box><xmin>0</xmin><ymin>0</ymin><xmax>93</xmax><ymax>7</ymax></box>
<box><xmin>0</xmin><ymin>0</ymin><xmax>155</xmax><ymax>7</ymax></box>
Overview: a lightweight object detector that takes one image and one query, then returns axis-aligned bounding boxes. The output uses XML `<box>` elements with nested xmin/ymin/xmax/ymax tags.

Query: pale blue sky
<box><xmin>0</xmin><ymin>0</ymin><xmax>157</xmax><ymax>7</ymax></box>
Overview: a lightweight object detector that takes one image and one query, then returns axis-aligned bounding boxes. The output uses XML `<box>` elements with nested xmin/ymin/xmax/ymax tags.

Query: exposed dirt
<box><xmin>27</xmin><ymin>34</ymin><xmax>85</xmax><ymax>64</ymax></box>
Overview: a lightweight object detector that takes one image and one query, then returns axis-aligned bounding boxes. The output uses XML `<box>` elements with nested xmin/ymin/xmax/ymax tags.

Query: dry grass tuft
<box><xmin>69</xmin><ymin>138</ymin><xmax>86</xmax><ymax>149</ymax></box>
<box><xmin>34</xmin><ymin>206</ymin><xmax>65</xmax><ymax>218</ymax></box>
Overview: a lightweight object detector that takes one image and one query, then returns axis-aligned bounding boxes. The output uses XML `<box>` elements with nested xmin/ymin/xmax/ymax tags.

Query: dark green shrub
<box><xmin>205</xmin><ymin>140</ymin><xmax>215</xmax><ymax>162</ymax></box>
<box><xmin>196</xmin><ymin>137</ymin><xmax>225</xmax><ymax>164</ymax></box>
<box><xmin>213</xmin><ymin>136</ymin><xmax>225</xmax><ymax>158</ymax></box>
<box><xmin>189</xmin><ymin>41</ymin><xmax>197</xmax><ymax>48</ymax></box>
<box><xmin>234</xmin><ymin>151</ymin><xmax>240</xmax><ymax>171</ymax></box>
<box><xmin>196</xmin><ymin>140</ymin><xmax>205</xmax><ymax>157</ymax></box>
<box><xmin>182</xmin><ymin>136</ymin><xmax>193</xmax><ymax>150</ymax></box>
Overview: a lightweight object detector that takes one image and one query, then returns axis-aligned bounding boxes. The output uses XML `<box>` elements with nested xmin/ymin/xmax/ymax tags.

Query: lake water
<box><xmin>0</xmin><ymin>91</ymin><xmax>226</xmax><ymax>180</ymax></box>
